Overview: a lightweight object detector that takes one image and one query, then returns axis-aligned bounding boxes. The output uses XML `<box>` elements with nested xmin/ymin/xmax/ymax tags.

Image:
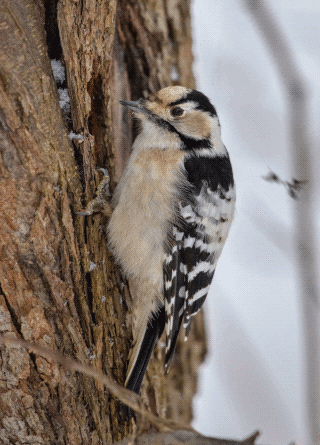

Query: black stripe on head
<box><xmin>169</xmin><ymin>90</ymin><xmax>217</xmax><ymax>117</ymax></box>
<box><xmin>184</xmin><ymin>154</ymin><xmax>234</xmax><ymax>193</ymax></box>
<box><xmin>150</xmin><ymin>113</ymin><xmax>212</xmax><ymax>151</ymax></box>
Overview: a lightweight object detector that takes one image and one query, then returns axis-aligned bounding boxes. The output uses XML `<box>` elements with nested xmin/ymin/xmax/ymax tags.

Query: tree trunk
<box><xmin>0</xmin><ymin>0</ymin><xmax>206</xmax><ymax>443</ymax></box>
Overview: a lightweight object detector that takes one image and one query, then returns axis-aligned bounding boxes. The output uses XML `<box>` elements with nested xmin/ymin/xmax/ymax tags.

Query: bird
<box><xmin>107</xmin><ymin>86</ymin><xmax>235</xmax><ymax>394</ymax></box>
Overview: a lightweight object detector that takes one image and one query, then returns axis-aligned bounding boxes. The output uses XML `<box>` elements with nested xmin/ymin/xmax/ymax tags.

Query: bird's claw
<box><xmin>76</xmin><ymin>167</ymin><xmax>112</xmax><ymax>217</ymax></box>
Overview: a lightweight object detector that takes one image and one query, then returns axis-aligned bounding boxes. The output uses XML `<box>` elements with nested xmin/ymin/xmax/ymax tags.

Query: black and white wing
<box><xmin>163</xmin><ymin>154</ymin><xmax>235</xmax><ymax>366</ymax></box>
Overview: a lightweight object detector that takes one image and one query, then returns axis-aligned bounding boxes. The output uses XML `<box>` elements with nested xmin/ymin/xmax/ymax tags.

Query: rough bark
<box><xmin>0</xmin><ymin>0</ymin><xmax>206</xmax><ymax>443</ymax></box>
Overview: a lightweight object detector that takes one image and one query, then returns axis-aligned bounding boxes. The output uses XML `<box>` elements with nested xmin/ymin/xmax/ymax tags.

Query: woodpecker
<box><xmin>107</xmin><ymin>86</ymin><xmax>235</xmax><ymax>394</ymax></box>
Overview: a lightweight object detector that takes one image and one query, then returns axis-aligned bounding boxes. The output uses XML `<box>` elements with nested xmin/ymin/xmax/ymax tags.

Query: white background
<box><xmin>191</xmin><ymin>2</ymin><xmax>320</xmax><ymax>444</ymax></box>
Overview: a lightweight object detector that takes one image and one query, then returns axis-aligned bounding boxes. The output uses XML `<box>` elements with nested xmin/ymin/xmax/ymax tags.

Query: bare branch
<box><xmin>0</xmin><ymin>336</ymin><xmax>267</xmax><ymax>444</ymax></box>
<box><xmin>113</xmin><ymin>429</ymin><xmax>262</xmax><ymax>445</ymax></box>
<box><xmin>0</xmin><ymin>335</ymin><xmax>194</xmax><ymax>434</ymax></box>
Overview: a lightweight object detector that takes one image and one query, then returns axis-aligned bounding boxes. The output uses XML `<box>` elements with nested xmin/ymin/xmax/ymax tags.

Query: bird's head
<box><xmin>120</xmin><ymin>86</ymin><xmax>221</xmax><ymax>148</ymax></box>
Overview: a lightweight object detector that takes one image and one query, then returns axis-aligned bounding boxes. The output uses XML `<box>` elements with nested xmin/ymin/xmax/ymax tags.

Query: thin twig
<box><xmin>112</xmin><ymin>429</ymin><xmax>262</xmax><ymax>445</ymax></box>
<box><xmin>262</xmin><ymin>169</ymin><xmax>307</xmax><ymax>200</ymax></box>
<box><xmin>0</xmin><ymin>335</ymin><xmax>194</xmax><ymax>433</ymax></box>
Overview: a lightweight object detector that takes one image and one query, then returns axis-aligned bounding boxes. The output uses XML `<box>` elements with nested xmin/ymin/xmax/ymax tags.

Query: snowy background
<box><xmin>191</xmin><ymin>1</ymin><xmax>320</xmax><ymax>444</ymax></box>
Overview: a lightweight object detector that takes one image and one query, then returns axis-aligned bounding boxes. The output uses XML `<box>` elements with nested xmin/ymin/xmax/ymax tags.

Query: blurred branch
<box><xmin>244</xmin><ymin>1</ymin><xmax>320</xmax><ymax>443</ymax></box>
<box><xmin>262</xmin><ymin>169</ymin><xmax>307</xmax><ymax>200</ymax></box>
<box><xmin>0</xmin><ymin>335</ymin><xmax>265</xmax><ymax>445</ymax></box>
<box><xmin>245</xmin><ymin>0</ymin><xmax>301</xmax><ymax>95</ymax></box>
<box><xmin>113</xmin><ymin>429</ymin><xmax>262</xmax><ymax>445</ymax></box>
<box><xmin>0</xmin><ymin>335</ymin><xmax>193</xmax><ymax>434</ymax></box>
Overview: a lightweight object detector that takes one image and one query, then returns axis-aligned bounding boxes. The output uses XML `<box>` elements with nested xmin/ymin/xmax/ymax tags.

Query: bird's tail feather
<box><xmin>125</xmin><ymin>306</ymin><xmax>165</xmax><ymax>394</ymax></box>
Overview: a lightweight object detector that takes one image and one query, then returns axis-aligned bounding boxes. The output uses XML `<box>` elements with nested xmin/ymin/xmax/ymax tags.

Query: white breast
<box><xmin>107</xmin><ymin>142</ymin><xmax>186</xmax><ymax>296</ymax></box>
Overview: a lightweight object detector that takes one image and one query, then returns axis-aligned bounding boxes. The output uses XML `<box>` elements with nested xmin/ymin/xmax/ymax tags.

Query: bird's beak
<box><xmin>119</xmin><ymin>99</ymin><xmax>149</xmax><ymax>115</ymax></box>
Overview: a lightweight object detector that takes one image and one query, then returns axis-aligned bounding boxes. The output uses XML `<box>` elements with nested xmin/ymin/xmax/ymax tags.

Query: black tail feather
<box><xmin>125</xmin><ymin>306</ymin><xmax>165</xmax><ymax>394</ymax></box>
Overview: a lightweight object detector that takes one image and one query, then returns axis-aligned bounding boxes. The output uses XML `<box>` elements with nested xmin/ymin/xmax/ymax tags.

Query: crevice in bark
<box><xmin>28</xmin><ymin>351</ymin><xmax>40</xmax><ymax>374</ymax></box>
<box><xmin>118</xmin><ymin>3</ymin><xmax>154</xmax><ymax>100</ymax></box>
<box><xmin>85</xmin><ymin>271</ymin><xmax>96</xmax><ymax>328</ymax></box>
<box><xmin>87</xmin><ymin>74</ymin><xmax>105</xmax><ymax>138</ymax></box>
<box><xmin>72</xmin><ymin>288</ymin><xmax>92</xmax><ymax>350</ymax></box>
<box><xmin>1</xmin><ymin>283</ymin><xmax>22</xmax><ymax>336</ymax></box>
<box><xmin>44</xmin><ymin>0</ymin><xmax>62</xmax><ymax>60</ymax></box>
<box><xmin>87</xmin><ymin>71</ymin><xmax>110</xmax><ymax>172</ymax></box>
<box><xmin>17</xmin><ymin>251</ymin><xmax>55</xmax><ymax>308</ymax></box>
<box><xmin>70</xmin><ymin>142</ymin><xmax>86</xmax><ymax>198</ymax></box>
<box><xmin>45</xmin><ymin>0</ymin><xmax>73</xmax><ymax>130</ymax></box>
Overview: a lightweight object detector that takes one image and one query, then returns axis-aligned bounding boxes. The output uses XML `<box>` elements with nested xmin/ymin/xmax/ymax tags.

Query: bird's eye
<box><xmin>170</xmin><ymin>106</ymin><xmax>184</xmax><ymax>117</ymax></box>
